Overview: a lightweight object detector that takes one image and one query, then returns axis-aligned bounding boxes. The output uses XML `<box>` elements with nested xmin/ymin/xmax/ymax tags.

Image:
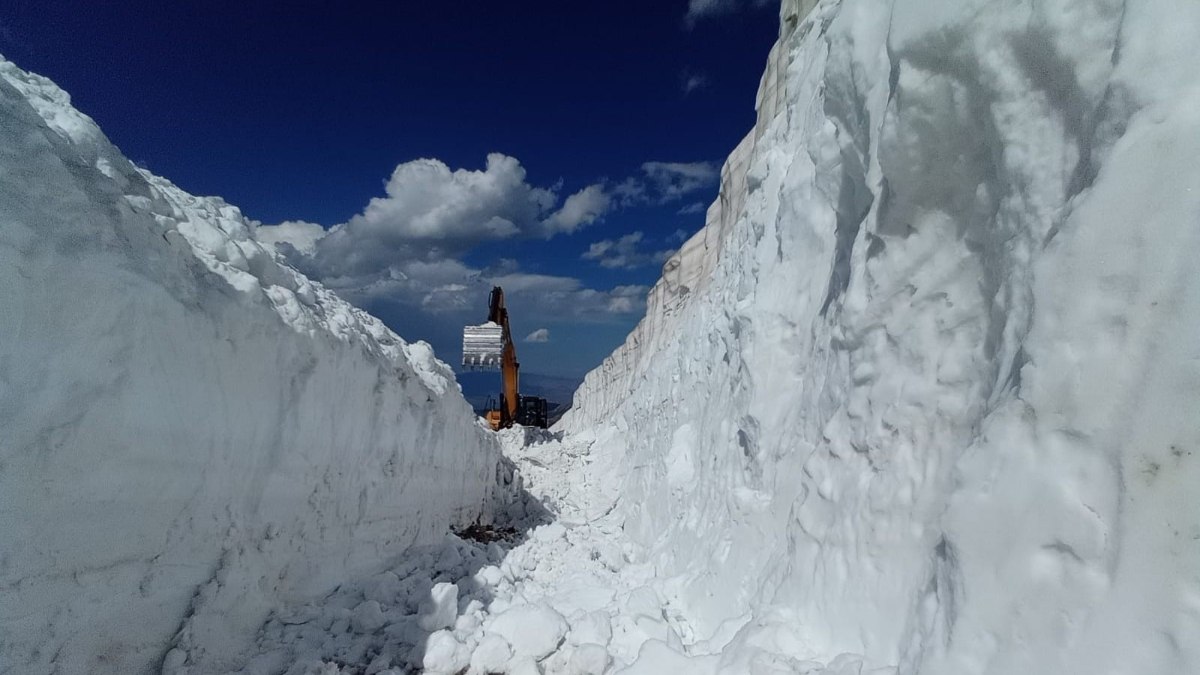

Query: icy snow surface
<box><xmin>0</xmin><ymin>56</ymin><xmax>504</xmax><ymax>673</ymax></box>
<box><xmin>562</xmin><ymin>0</ymin><xmax>1200</xmax><ymax>672</ymax></box>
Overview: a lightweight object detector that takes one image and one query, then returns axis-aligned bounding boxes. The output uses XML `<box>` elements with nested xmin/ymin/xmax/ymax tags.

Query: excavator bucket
<box><xmin>462</xmin><ymin>321</ymin><xmax>504</xmax><ymax>369</ymax></box>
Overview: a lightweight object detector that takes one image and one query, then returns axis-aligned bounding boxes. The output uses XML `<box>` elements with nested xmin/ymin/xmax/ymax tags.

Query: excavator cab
<box><xmin>516</xmin><ymin>395</ymin><xmax>548</xmax><ymax>428</ymax></box>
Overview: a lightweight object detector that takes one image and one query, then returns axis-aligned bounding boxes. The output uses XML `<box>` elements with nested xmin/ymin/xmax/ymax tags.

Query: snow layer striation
<box><xmin>0</xmin><ymin>56</ymin><xmax>503</xmax><ymax>674</ymax></box>
<box><xmin>563</xmin><ymin>0</ymin><xmax>1200</xmax><ymax>672</ymax></box>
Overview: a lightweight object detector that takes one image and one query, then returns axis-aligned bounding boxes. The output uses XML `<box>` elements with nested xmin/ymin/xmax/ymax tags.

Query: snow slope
<box><xmin>0</xmin><ymin>57</ymin><xmax>504</xmax><ymax>674</ymax></box>
<box><xmin>563</xmin><ymin>0</ymin><xmax>1200</xmax><ymax>672</ymax></box>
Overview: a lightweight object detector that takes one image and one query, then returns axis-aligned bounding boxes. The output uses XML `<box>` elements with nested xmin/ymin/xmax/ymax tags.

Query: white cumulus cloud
<box><xmin>275</xmin><ymin>153</ymin><xmax>615</xmax><ymax>297</ymax></box>
<box><xmin>543</xmin><ymin>184</ymin><xmax>612</xmax><ymax>235</ymax></box>
<box><xmin>641</xmin><ymin>161</ymin><xmax>720</xmax><ymax>202</ymax></box>
<box><xmin>582</xmin><ymin>232</ymin><xmax>676</xmax><ymax>269</ymax></box>
<box><xmin>604</xmin><ymin>285</ymin><xmax>649</xmax><ymax>313</ymax></box>
<box><xmin>254</xmin><ymin>220</ymin><xmax>326</xmax><ymax>255</ymax></box>
<box><xmin>524</xmin><ymin>328</ymin><xmax>550</xmax><ymax>343</ymax></box>
<box><xmin>255</xmin><ymin>153</ymin><xmax>661</xmax><ymax>343</ymax></box>
<box><xmin>323</xmin><ymin>153</ymin><xmax>551</xmax><ymax>262</ymax></box>
<box><xmin>607</xmin><ymin>161</ymin><xmax>720</xmax><ymax>208</ymax></box>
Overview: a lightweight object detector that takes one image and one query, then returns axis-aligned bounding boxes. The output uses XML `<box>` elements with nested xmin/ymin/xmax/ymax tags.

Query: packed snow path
<box><xmin>212</xmin><ymin>428</ymin><xmax>683</xmax><ymax>675</ymax></box>
<box><xmin>213</xmin><ymin>428</ymin><xmax>875</xmax><ymax>675</ymax></box>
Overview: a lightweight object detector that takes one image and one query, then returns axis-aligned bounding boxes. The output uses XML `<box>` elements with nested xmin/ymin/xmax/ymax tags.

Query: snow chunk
<box><xmin>418</xmin><ymin>582</ymin><xmax>460</xmax><ymax>632</ymax></box>
<box><xmin>364</xmin><ymin>571</ymin><xmax>402</xmax><ymax>605</ymax></box>
<box><xmin>351</xmin><ymin>600</ymin><xmax>386</xmax><ymax>634</ymax></box>
<box><xmin>566</xmin><ymin>643</ymin><xmax>611</xmax><ymax>675</ymax></box>
<box><xmin>567</xmin><ymin>610</ymin><xmax>613</xmax><ymax>647</ymax></box>
<box><xmin>422</xmin><ymin>630</ymin><xmax>470</xmax><ymax>674</ymax></box>
<box><xmin>472</xmin><ymin>564</ymin><xmax>504</xmax><ymax>589</ymax></box>
<box><xmin>469</xmin><ymin>634</ymin><xmax>513</xmax><ymax>673</ymax></box>
<box><xmin>533</xmin><ymin>521</ymin><xmax>567</xmax><ymax>543</ymax></box>
<box><xmin>435</xmin><ymin>542</ymin><xmax>464</xmax><ymax>573</ymax></box>
<box><xmin>486</xmin><ymin>604</ymin><xmax>569</xmax><ymax>660</ymax></box>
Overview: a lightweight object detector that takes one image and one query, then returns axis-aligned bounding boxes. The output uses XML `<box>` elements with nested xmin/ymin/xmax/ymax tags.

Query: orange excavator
<box><xmin>462</xmin><ymin>286</ymin><xmax>549</xmax><ymax>430</ymax></box>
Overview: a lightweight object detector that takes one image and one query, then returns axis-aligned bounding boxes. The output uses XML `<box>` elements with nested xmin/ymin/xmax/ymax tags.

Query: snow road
<box><xmin>220</xmin><ymin>428</ymin><xmax>871</xmax><ymax>675</ymax></box>
<box><xmin>215</xmin><ymin>428</ymin><xmax>678</xmax><ymax>675</ymax></box>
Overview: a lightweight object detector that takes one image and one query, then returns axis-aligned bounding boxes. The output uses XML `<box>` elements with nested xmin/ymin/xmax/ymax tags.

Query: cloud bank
<box><xmin>305</xmin><ymin>153</ymin><xmax>609</xmax><ymax>287</ymax></box>
<box><xmin>259</xmin><ymin>153</ymin><xmax>642</xmax><ymax>318</ymax></box>
<box><xmin>252</xmin><ymin>151</ymin><xmax>722</xmax><ymax>362</ymax></box>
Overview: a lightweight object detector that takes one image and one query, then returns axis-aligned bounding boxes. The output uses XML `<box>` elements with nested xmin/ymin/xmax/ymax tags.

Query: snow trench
<box><xmin>0</xmin><ymin>57</ymin><xmax>507</xmax><ymax>673</ymax></box>
<box><xmin>5</xmin><ymin>0</ymin><xmax>1200</xmax><ymax>672</ymax></box>
<box><xmin>564</xmin><ymin>0</ymin><xmax>1200</xmax><ymax>672</ymax></box>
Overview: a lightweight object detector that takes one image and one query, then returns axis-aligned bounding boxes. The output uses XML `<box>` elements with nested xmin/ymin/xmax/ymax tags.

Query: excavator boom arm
<box><xmin>462</xmin><ymin>286</ymin><xmax>547</xmax><ymax>430</ymax></box>
<box><xmin>487</xmin><ymin>287</ymin><xmax>520</xmax><ymax>428</ymax></box>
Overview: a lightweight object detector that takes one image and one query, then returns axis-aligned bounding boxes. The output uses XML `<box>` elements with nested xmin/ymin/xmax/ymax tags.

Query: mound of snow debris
<box><xmin>0</xmin><ymin>56</ymin><xmax>505</xmax><ymax>673</ymax></box>
<box><xmin>225</xmin><ymin>429</ymin><xmax>685</xmax><ymax>675</ymax></box>
<box><xmin>563</xmin><ymin>0</ymin><xmax>1200</xmax><ymax>673</ymax></box>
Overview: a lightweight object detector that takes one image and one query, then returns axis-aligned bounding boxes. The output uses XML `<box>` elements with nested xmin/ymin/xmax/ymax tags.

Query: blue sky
<box><xmin>1</xmin><ymin>0</ymin><xmax>778</xmax><ymax>378</ymax></box>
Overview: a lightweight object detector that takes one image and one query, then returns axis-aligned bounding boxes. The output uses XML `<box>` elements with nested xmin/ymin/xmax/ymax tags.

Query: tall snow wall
<box><xmin>563</xmin><ymin>0</ymin><xmax>1200</xmax><ymax>673</ymax></box>
<box><xmin>0</xmin><ymin>58</ymin><xmax>502</xmax><ymax>674</ymax></box>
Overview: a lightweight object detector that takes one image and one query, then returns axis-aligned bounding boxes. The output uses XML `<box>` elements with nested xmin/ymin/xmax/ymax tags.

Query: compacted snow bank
<box><xmin>0</xmin><ymin>57</ymin><xmax>503</xmax><ymax>674</ymax></box>
<box><xmin>564</xmin><ymin>0</ymin><xmax>1200</xmax><ymax>673</ymax></box>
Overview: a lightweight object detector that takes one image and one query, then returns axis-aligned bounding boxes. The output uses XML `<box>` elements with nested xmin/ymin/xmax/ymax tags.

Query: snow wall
<box><xmin>0</xmin><ymin>57</ymin><xmax>503</xmax><ymax>674</ymax></box>
<box><xmin>563</xmin><ymin>0</ymin><xmax>1200</xmax><ymax>672</ymax></box>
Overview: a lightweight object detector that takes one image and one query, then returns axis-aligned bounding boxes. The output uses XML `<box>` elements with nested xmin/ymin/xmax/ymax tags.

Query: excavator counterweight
<box><xmin>461</xmin><ymin>287</ymin><xmax>549</xmax><ymax>431</ymax></box>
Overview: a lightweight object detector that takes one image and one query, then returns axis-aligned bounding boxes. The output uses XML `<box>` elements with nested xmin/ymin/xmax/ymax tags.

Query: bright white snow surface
<box><xmin>5</xmin><ymin>0</ymin><xmax>1200</xmax><ymax>672</ymax></box>
<box><xmin>221</xmin><ymin>429</ymin><xmax>702</xmax><ymax>675</ymax></box>
<box><xmin>563</xmin><ymin>0</ymin><xmax>1200</xmax><ymax>673</ymax></box>
<box><xmin>0</xmin><ymin>57</ymin><xmax>506</xmax><ymax>673</ymax></box>
<box><xmin>225</xmin><ymin>428</ymin><xmax>891</xmax><ymax>675</ymax></box>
